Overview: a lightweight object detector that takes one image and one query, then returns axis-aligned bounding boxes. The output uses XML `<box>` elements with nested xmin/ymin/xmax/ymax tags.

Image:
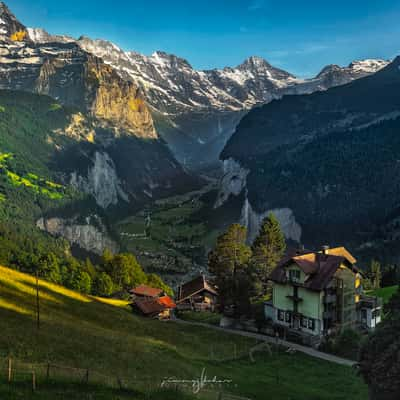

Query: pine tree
<box><xmin>251</xmin><ymin>212</ymin><xmax>286</xmax><ymax>283</ymax></box>
<box><xmin>208</xmin><ymin>224</ymin><xmax>252</xmax><ymax>314</ymax></box>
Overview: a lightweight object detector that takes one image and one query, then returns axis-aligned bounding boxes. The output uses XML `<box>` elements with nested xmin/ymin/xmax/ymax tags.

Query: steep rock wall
<box><xmin>37</xmin><ymin>216</ymin><xmax>119</xmax><ymax>255</ymax></box>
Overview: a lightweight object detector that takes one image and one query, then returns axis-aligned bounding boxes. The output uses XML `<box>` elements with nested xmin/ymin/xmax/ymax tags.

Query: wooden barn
<box><xmin>176</xmin><ymin>275</ymin><xmax>218</xmax><ymax>312</ymax></box>
<box><xmin>131</xmin><ymin>295</ymin><xmax>176</xmax><ymax>319</ymax></box>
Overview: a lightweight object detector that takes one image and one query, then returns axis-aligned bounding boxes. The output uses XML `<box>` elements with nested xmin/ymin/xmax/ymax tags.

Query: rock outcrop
<box><xmin>37</xmin><ymin>216</ymin><xmax>119</xmax><ymax>255</ymax></box>
<box><xmin>70</xmin><ymin>151</ymin><xmax>129</xmax><ymax>209</ymax></box>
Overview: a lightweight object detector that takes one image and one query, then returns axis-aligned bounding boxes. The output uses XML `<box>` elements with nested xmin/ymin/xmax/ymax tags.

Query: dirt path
<box><xmin>173</xmin><ymin>319</ymin><xmax>357</xmax><ymax>367</ymax></box>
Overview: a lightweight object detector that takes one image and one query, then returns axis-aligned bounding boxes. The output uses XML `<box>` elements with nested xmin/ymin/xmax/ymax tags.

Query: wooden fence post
<box><xmin>117</xmin><ymin>377</ymin><xmax>123</xmax><ymax>390</ymax></box>
<box><xmin>218</xmin><ymin>392</ymin><xmax>223</xmax><ymax>400</ymax></box>
<box><xmin>86</xmin><ymin>369</ymin><xmax>89</xmax><ymax>384</ymax></box>
<box><xmin>46</xmin><ymin>363</ymin><xmax>50</xmax><ymax>380</ymax></box>
<box><xmin>32</xmin><ymin>370</ymin><xmax>36</xmax><ymax>392</ymax></box>
<box><xmin>234</xmin><ymin>343</ymin><xmax>237</xmax><ymax>359</ymax></box>
<box><xmin>8</xmin><ymin>358</ymin><xmax>12</xmax><ymax>383</ymax></box>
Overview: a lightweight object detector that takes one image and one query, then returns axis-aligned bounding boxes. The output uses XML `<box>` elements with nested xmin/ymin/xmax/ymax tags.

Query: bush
<box><xmin>320</xmin><ymin>329</ymin><xmax>363</xmax><ymax>360</ymax></box>
<box><xmin>93</xmin><ymin>273</ymin><xmax>114</xmax><ymax>297</ymax></box>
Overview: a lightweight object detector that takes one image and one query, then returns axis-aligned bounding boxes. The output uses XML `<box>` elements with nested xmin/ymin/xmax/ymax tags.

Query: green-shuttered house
<box><xmin>265</xmin><ymin>246</ymin><xmax>381</xmax><ymax>346</ymax></box>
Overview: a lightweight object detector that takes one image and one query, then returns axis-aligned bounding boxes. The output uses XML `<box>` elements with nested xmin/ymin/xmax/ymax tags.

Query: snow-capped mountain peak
<box><xmin>0</xmin><ymin>5</ymin><xmax>391</xmax><ymax>167</ymax></box>
<box><xmin>26</xmin><ymin>27</ymin><xmax>75</xmax><ymax>44</ymax></box>
<box><xmin>348</xmin><ymin>59</ymin><xmax>390</xmax><ymax>73</ymax></box>
<box><xmin>0</xmin><ymin>2</ymin><xmax>29</xmax><ymax>39</ymax></box>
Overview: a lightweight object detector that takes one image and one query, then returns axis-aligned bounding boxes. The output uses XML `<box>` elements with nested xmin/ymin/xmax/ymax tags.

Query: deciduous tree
<box><xmin>359</xmin><ymin>285</ymin><xmax>400</xmax><ymax>400</ymax></box>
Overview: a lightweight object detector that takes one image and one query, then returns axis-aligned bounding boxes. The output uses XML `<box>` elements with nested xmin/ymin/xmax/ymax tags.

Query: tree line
<box><xmin>0</xmin><ymin>221</ymin><xmax>172</xmax><ymax>297</ymax></box>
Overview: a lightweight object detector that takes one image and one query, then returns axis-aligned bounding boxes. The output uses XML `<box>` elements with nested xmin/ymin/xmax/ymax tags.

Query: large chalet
<box><xmin>265</xmin><ymin>246</ymin><xmax>382</xmax><ymax>346</ymax></box>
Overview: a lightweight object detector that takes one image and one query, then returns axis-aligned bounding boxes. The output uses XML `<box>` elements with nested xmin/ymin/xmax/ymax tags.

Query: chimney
<box><xmin>321</xmin><ymin>245</ymin><xmax>330</xmax><ymax>254</ymax></box>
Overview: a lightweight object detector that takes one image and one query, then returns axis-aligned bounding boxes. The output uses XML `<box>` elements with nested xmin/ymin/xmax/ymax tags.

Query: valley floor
<box><xmin>0</xmin><ymin>266</ymin><xmax>368</xmax><ymax>400</ymax></box>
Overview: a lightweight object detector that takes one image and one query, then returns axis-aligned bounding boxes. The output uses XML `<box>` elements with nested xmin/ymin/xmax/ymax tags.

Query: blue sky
<box><xmin>9</xmin><ymin>0</ymin><xmax>400</xmax><ymax>77</ymax></box>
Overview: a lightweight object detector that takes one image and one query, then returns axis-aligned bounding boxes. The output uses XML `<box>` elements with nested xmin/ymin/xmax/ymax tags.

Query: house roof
<box><xmin>133</xmin><ymin>295</ymin><xmax>175</xmax><ymax>315</ymax></box>
<box><xmin>158</xmin><ymin>295</ymin><xmax>176</xmax><ymax>309</ymax></box>
<box><xmin>130</xmin><ymin>284</ymin><xmax>163</xmax><ymax>298</ymax></box>
<box><xmin>133</xmin><ymin>298</ymin><xmax>164</xmax><ymax>315</ymax></box>
<box><xmin>270</xmin><ymin>247</ymin><xmax>358</xmax><ymax>291</ymax></box>
<box><xmin>177</xmin><ymin>275</ymin><xmax>218</xmax><ymax>302</ymax></box>
<box><xmin>323</xmin><ymin>246</ymin><xmax>357</xmax><ymax>264</ymax></box>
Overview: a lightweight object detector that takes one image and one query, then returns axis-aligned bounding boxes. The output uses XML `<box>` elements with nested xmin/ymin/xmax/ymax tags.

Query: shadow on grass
<box><xmin>1</xmin><ymin>379</ymin><xmax>196</xmax><ymax>400</ymax></box>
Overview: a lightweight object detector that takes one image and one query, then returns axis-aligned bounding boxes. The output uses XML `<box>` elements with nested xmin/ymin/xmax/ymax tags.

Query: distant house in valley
<box><xmin>131</xmin><ymin>295</ymin><xmax>176</xmax><ymax>319</ymax></box>
<box><xmin>176</xmin><ymin>275</ymin><xmax>218</xmax><ymax>311</ymax></box>
<box><xmin>130</xmin><ymin>284</ymin><xmax>163</xmax><ymax>299</ymax></box>
<box><xmin>265</xmin><ymin>246</ymin><xmax>382</xmax><ymax>346</ymax></box>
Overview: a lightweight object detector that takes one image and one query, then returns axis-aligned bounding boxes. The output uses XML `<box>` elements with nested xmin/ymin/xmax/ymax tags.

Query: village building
<box><xmin>129</xmin><ymin>284</ymin><xmax>176</xmax><ymax>319</ymax></box>
<box><xmin>265</xmin><ymin>246</ymin><xmax>382</xmax><ymax>346</ymax></box>
<box><xmin>176</xmin><ymin>275</ymin><xmax>218</xmax><ymax>311</ymax></box>
<box><xmin>129</xmin><ymin>284</ymin><xmax>163</xmax><ymax>299</ymax></box>
<box><xmin>131</xmin><ymin>295</ymin><xmax>176</xmax><ymax>319</ymax></box>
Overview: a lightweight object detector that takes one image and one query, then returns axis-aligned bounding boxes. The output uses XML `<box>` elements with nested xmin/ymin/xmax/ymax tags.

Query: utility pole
<box><xmin>35</xmin><ymin>268</ymin><xmax>40</xmax><ymax>330</ymax></box>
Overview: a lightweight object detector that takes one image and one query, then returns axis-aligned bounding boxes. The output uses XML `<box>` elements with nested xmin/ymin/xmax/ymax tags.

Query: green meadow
<box><xmin>0</xmin><ymin>265</ymin><xmax>368</xmax><ymax>400</ymax></box>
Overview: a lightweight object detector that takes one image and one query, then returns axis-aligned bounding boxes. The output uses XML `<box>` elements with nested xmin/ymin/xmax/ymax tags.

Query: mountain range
<box><xmin>219</xmin><ymin>56</ymin><xmax>400</xmax><ymax>263</ymax></box>
<box><xmin>27</xmin><ymin>22</ymin><xmax>389</xmax><ymax>168</ymax></box>
<box><xmin>0</xmin><ymin>1</ymin><xmax>398</xmax><ymax>276</ymax></box>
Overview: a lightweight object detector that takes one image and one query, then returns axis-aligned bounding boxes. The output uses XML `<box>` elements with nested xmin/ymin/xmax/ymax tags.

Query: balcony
<box><xmin>324</xmin><ymin>294</ymin><xmax>337</xmax><ymax>304</ymax></box>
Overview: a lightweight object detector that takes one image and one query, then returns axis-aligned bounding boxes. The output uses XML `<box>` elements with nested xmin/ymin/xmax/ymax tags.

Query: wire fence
<box><xmin>0</xmin><ymin>356</ymin><xmax>253</xmax><ymax>399</ymax></box>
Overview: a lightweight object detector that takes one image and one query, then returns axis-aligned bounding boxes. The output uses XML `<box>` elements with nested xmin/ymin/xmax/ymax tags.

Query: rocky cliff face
<box><xmin>69</xmin><ymin>151</ymin><xmax>129</xmax><ymax>209</ymax></box>
<box><xmin>0</xmin><ymin>2</ymin><xmax>30</xmax><ymax>41</ymax></box>
<box><xmin>0</xmin><ymin>3</ymin><xmax>156</xmax><ymax>139</ymax></box>
<box><xmin>0</xmin><ymin>41</ymin><xmax>156</xmax><ymax>139</ymax></box>
<box><xmin>37</xmin><ymin>216</ymin><xmax>119</xmax><ymax>255</ymax></box>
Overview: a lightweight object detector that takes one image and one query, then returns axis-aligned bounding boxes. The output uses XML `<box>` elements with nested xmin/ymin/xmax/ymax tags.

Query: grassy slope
<box><xmin>0</xmin><ymin>90</ymin><xmax>86</xmax><ymax>225</ymax></box>
<box><xmin>0</xmin><ymin>266</ymin><xmax>367</xmax><ymax>400</ymax></box>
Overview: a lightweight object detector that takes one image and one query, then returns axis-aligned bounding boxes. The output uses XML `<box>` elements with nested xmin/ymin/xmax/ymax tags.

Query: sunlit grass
<box><xmin>0</xmin><ymin>298</ymin><xmax>32</xmax><ymax>315</ymax></box>
<box><xmin>0</xmin><ymin>265</ymin><xmax>368</xmax><ymax>399</ymax></box>
<box><xmin>0</xmin><ymin>151</ymin><xmax>65</xmax><ymax>200</ymax></box>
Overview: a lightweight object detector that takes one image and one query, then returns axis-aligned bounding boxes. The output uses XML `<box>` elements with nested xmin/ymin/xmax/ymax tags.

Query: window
<box><xmin>289</xmin><ymin>269</ymin><xmax>301</xmax><ymax>282</ymax></box>
<box><xmin>285</xmin><ymin>311</ymin><xmax>292</xmax><ymax>323</ymax></box>
<box><xmin>307</xmin><ymin>318</ymin><xmax>315</xmax><ymax>331</ymax></box>
<box><xmin>372</xmin><ymin>309</ymin><xmax>380</xmax><ymax>319</ymax></box>
<box><xmin>278</xmin><ymin>310</ymin><xmax>285</xmax><ymax>321</ymax></box>
<box><xmin>361</xmin><ymin>309</ymin><xmax>367</xmax><ymax>323</ymax></box>
<box><xmin>301</xmin><ymin>316</ymin><xmax>308</xmax><ymax>328</ymax></box>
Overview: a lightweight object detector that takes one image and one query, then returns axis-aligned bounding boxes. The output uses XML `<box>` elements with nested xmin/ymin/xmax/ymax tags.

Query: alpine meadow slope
<box><xmin>0</xmin><ymin>265</ymin><xmax>367</xmax><ymax>400</ymax></box>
